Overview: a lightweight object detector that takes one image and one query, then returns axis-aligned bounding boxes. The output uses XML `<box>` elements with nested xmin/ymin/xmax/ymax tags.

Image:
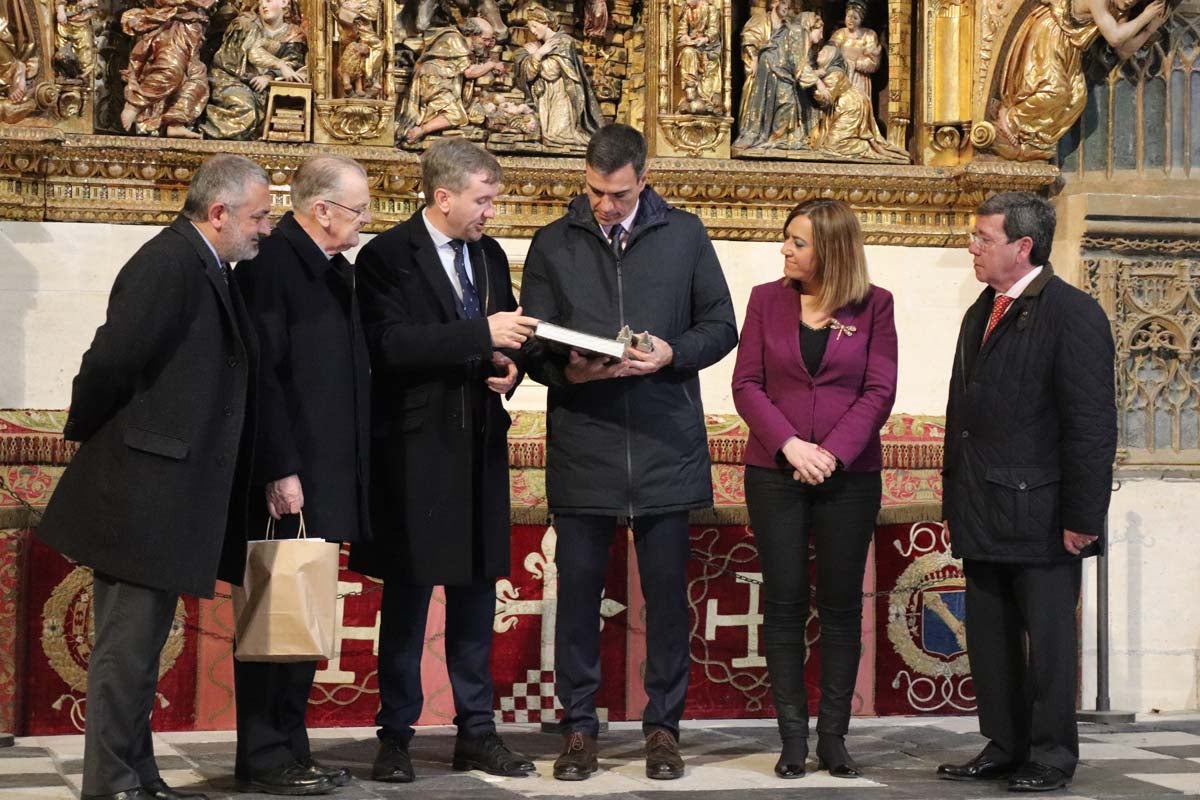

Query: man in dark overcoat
<box><xmin>519</xmin><ymin>124</ymin><xmax>738</xmax><ymax>781</ymax></box>
<box><xmin>230</xmin><ymin>155</ymin><xmax>374</xmax><ymax>796</ymax></box>
<box><xmin>936</xmin><ymin>192</ymin><xmax>1117</xmax><ymax>792</ymax></box>
<box><xmin>36</xmin><ymin>154</ymin><xmax>274</xmax><ymax>800</ymax></box>
<box><xmin>348</xmin><ymin>138</ymin><xmax>538</xmax><ymax>783</ymax></box>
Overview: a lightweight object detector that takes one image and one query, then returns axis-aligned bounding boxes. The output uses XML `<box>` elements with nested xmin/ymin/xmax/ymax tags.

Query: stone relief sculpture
<box><xmin>120</xmin><ymin>0</ymin><xmax>215</xmax><ymax>137</ymax></box>
<box><xmin>827</xmin><ymin>0</ymin><xmax>879</xmax><ymax>110</ymax></box>
<box><xmin>398</xmin><ymin>0</ymin><xmax>507</xmax><ymax>41</ymax></box>
<box><xmin>675</xmin><ymin>0</ymin><xmax>722</xmax><ymax>114</ymax></box>
<box><xmin>583</xmin><ymin>0</ymin><xmax>608</xmax><ymax>40</ymax></box>
<box><xmin>514</xmin><ymin>2</ymin><xmax>603</xmax><ymax>149</ymax></box>
<box><xmin>812</xmin><ymin>47</ymin><xmax>908</xmax><ymax>162</ymax></box>
<box><xmin>733</xmin><ymin>5</ymin><xmax>822</xmax><ymax>153</ymax></box>
<box><xmin>199</xmin><ymin>0</ymin><xmax>307</xmax><ymax>139</ymax></box>
<box><xmin>334</xmin><ymin>0</ymin><xmax>384</xmax><ymax>97</ymax></box>
<box><xmin>396</xmin><ymin>16</ymin><xmax>507</xmax><ymax>144</ymax></box>
<box><xmin>981</xmin><ymin>0</ymin><xmax>1172</xmax><ymax>161</ymax></box>
<box><xmin>53</xmin><ymin>0</ymin><xmax>99</xmax><ymax>80</ymax></box>
<box><xmin>1</xmin><ymin>0</ymin><xmax>40</xmax><ymax>121</ymax></box>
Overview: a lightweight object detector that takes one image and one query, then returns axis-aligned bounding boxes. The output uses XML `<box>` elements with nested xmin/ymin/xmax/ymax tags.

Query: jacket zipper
<box><xmin>612</xmin><ymin>231</ymin><xmax>635</xmax><ymax>521</ymax></box>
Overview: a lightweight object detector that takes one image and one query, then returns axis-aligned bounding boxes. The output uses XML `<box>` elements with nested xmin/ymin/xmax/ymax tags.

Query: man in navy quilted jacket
<box><xmin>937</xmin><ymin>192</ymin><xmax>1117</xmax><ymax>792</ymax></box>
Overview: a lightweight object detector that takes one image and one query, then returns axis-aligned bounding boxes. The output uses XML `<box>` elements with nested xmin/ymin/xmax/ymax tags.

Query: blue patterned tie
<box><xmin>449</xmin><ymin>240</ymin><xmax>481</xmax><ymax>319</ymax></box>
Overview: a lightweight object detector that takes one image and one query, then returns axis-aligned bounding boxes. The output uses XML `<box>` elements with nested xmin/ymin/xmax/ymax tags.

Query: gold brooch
<box><xmin>829</xmin><ymin>320</ymin><xmax>857</xmax><ymax>341</ymax></box>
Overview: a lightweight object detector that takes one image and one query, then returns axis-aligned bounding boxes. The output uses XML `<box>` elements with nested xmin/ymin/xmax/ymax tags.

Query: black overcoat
<box><xmin>519</xmin><ymin>187</ymin><xmax>738</xmax><ymax>517</ymax></box>
<box><xmin>347</xmin><ymin>210</ymin><xmax>519</xmax><ymax>585</ymax></box>
<box><xmin>942</xmin><ymin>266</ymin><xmax>1117</xmax><ymax>563</ymax></box>
<box><xmin>37</xmin><ymin>217</ymin><xmax>257</xmax><ymax>597</ymax></box>
<box><xmin>233</xmin><ymin>212</ymin><xmax>372</xmax><ymax>543</ymax></box>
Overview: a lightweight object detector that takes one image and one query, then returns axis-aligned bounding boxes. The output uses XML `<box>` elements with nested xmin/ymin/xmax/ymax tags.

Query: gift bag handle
<box><xmin>262</xmin><ymin>510</ymin><xmax>308</xmax><ymax>541</ymax></box>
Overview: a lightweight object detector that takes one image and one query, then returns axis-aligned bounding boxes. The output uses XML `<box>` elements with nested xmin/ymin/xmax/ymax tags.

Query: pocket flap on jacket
<box><xmin>124</xmin><ymin>427</ymin><xmax>190</xmax><ymax>460</ymax></box>
<box><xmin>403</xmin><ymin>389</ymin><xmax>429</xmax><ymax>410</ymax></box>
<box><xmin>984</xmin><ymin>466</ymin><xmax>1060</xmax><ymax>491</ymax></box>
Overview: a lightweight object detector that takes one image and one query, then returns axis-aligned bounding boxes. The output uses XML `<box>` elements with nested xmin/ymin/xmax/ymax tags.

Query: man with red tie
<box><xmin>937</xmin><ymin>192</ymin><xmax>1117</xmax><ymax>792</ymax></box>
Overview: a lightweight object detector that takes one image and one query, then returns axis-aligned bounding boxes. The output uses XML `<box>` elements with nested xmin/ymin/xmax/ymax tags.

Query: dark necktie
<box><xmin>218</xmin><ymin>262</ymin><xmax>230</xmax><ymax>284</ymax></box>
<box><xmin>607</xmin><ymin>223</ymin><xmax>624</xmax><ymax>259</ymax></box>
<box><xmin>981</xmin><ymin>294</ymin><xmax>1013</xmax><ymax>346</ymax></box>
<box><xmin>448</xmin><ymin>239</ymin><xmax>481</xmax><ymax>319</ymax></box>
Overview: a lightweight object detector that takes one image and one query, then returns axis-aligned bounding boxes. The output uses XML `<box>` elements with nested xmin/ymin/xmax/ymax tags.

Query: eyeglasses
<box><xmin>322</xmin><ymin>198</ymin><xmax>370</xmax><ymax>219</ymax></box>
<box><xmin>968</xmin><ymin>232</ymin><xmax>1012</xmax><ymax>250</ymax></box>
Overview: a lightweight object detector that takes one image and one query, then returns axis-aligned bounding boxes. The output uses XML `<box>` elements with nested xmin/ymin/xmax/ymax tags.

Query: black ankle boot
<box><xmin>774</xmin><ymin>737</ymin><xmax>808</xmax><ymax>779</ymax></box>
<box><xmin>817</xmin><ymin>734</ymin><xmax>861</xmax><ymax>778</ymax></box>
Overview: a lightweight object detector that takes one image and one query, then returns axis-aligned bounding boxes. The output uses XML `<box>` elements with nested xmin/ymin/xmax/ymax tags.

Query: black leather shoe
<box><xmin>143</xmin><ymin>779</ymin><xmax>210</xmax><ymax>799</ymax></box>
<box><xmin>774</xmin><ymin>736</ymin><xmax>807</xmax><ymax>779</ymax></box>
<box><xmin>937</xmin><ymin>752</ymin><xmax>1017</xmax><ymax>781</ymax></box>
<box><xmin>645</xmin><ymin>729</ymin><xmax>685</xmax><ymax>780</ymax></box>
<box><xmin>1008</xmin><ymin>762</ymin><xmax>1070</xmax><ymax>792</ymax></box>
<box><xmin>237</xmin><ymin>761</ymin><xmax>336</xmax><ymax>795</ymax></box>
<box><xmin>553</xmin><ymin>731</ymin><xmax>598</xmax><ymax>781</ymax></box>
<box><xmin>82</xmin><ymin>791</ymin><xmax>153</xmax><ymax>800</ymax></box>
<box><xmin>816</xmin><ymin>735</ymin><xmax>861</xmax><ymax>778</ymax></box>
<box><xmin>371</xmin><ymin>737</ymin><xmax>415</xmax><ymax>783</ymax></box>
<box><xmin>453</xmin><ymin>731</ymin><xmax>536</xmax><ymax>776</ymax></box>
<box><xmin>300</xmin><ymin>757</ymin><xmax>351</xmax><ymax>787</ymax></box>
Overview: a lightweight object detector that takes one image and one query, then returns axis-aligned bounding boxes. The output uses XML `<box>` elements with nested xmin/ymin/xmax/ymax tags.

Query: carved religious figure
<box><xmin>812</xmin><ymin>48</ymin><xmax>908</xmax><ymax>162</ymax></box>
<box><xmin>53</xmin><ymin>0</ymin><xmax>98</xmax><ymax>81</ymax></box>
<box><xmin>119</xmin><ymin>0</ymin><xmax>215</xmax><ymax>137</ymax></box>
<box><xmin>734</xmin><ymin>7</ymin><xmax>822</xmax><ymax>151</ymax></box>
<box><xmin>199</xmin><ymin>0</ymin><xmax>306</xmax><ymax>139</ymax></box>
<box><xmin>334</xmin><ymin>0</ymin><xmax>384</xmax><ymax>97</ymax></box>
<box><xmin>514</xmin><ymin>3</ymin><xmax>603</xmax><ymax>148</ymax></box>
<box><xmin>472</xmin><ymin>89</ymin><xmax>539</xmax><ymax>136</ymax></box>
<box><xmin>396</xmin><ymin>16</ymin><xmax>506</xmax><ymax>144</ymax></box>
<box><xmin>1</xmin><ymin>0</ymin><xmax>40</xmax><ymax>122</ymax></box>
<box><xmin>828</xmin><ymin>0</ymin><xmax>879</xmax><ymax>109</ymax></box>
<box><xmin>399</xmin><ymin>0</ymin><xmax>507</xmax><ymax>42</ymax></box>
<box><xmin>583</xmin><ymin>0</ymin><xmax>608</xmax><ymax>40</ymax></box>
<box><xmin>675</xmin><ymin>0</ymin><xmax>722</xmax><ymax>114</ymax></box>
<box><xmin>989</xmin><ymin>0</ymin><xmax>1171</xmax><ymax>160</ymax></box>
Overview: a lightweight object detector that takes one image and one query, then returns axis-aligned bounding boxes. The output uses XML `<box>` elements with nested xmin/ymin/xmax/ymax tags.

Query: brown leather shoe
<box><xmin>645</xmin><ymin>729</ymin><xmax>684</xmax><ymax>780</ymax></box>
<box><xmin>553</xmin><ymin>731</ymin><xmax>598</xmax><ymax>781</ymax></box>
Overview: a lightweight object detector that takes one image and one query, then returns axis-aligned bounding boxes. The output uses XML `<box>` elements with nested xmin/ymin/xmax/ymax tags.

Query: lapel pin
<box><xmin>829</xmin><ymin>320</ymin><xmax>857</xmax><ymax>341</ymax></box>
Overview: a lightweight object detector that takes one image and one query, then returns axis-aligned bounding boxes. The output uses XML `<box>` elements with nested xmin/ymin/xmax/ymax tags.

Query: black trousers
<box><xmin>234</xmin><ymin>659</ymin><xmax>318</xmax><ymax>774</ymax></box>
<box><xmin>375</xmin><ymin>581</ymin><xmax>497</xmax><ymax>742</ymax></box>
<box><xmin>743</xmin><ymin>467</ymin><xmax>881</xmax><ymax>744</ymax></box>
<box><xmin>963</xmin><ymin>558</ymin><xmax>1082</xmax><ymax>775</ymax></box>
<box><xmin>553</xmin><ymin>511</ymin><xmax>691</xmax><ymax>739</ymax></box>
<box><xmin>83</xmin><ymin>571</ymin><xmax>179</xmax><ymax>796</ymax></box>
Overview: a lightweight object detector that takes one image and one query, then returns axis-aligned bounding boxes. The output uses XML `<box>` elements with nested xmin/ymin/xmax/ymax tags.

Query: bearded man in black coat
<box><xmin>37</xmin><ymin>154</ymin><xmax>273</xmax><ymax>800</ymax></box>
<box><xmin>937</xmin><ymin>192</ymin><xmax>1117</xmax><ymax>792</ymax></box>
<box><xmin>230</xmin><ymin>155</ymin><xmax>374</xmax><ymax>796</ymax></box>
<box><xmin>348</xmin><ymin>138</ymin><xmax>539</xmax><ymax>783</ymax></box>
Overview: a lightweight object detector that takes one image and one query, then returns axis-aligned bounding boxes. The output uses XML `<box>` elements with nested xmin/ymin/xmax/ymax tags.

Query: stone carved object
<box><xmin>583</xmin><ymin>0</ymin><xmax>608</xmax><ymax>40</ymax></box>
<box><xmin>675</xmin><ymin>0</ymin><xmax>722</xmax><ymax>114</ymax></box>
<box><xmin>396</xmin><ymin>16</ymin><xmax>507</xmax><ymax>144</ymax></box>
<box><xmin>334</xmin><ymin>0</ymin><xmax>384</xmax><ymax>97</ymax></box>
<box><xmin>828</xmin><ymin>0</ymin><xmax>879</xmax><ymax>112</ymax></box>
<box><xmin>733</xmin><ymin>6</ymin><xmax>822</xmax><ymax>152</ymax></box>
<box><xmin>980</xmin><ymin>0</ymin><xmax>1172</xmax><ymax>161</ymax></box>
<box><xmin>200</xmin><ymin>0</ymin><xmax>306</xmax><ymax>139</ymax></box>
<box><xmin>53</xmin><ymin>0</ymin><xmax>98</xmax><ymax>80</ymax></box>
<box><xmin>812</xmin><ymin>47</ymin><xmax>908</xmax><ymax>162</ymax></box>
<box><xmin>119</xmin><ymin>0</ymin><xmax>215</xmax><ymax>137</ymax></box>
<box><xmin>0</xmin><ymin>0</ymin><xmax>39</xmax><ymax>122</ymax></box>
<box><xmin>399</xmin><ymin>0</ymin><xmax>507</xmax><ymax>41</ymax></box>
<box><xmin>514</xmin><ymin>3</ymin><xmax>603</xmax><ymax>149</ymax></box>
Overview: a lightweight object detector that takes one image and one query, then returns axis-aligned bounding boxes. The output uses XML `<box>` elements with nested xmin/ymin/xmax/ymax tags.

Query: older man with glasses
<box><xmin>230</xmin><ymin>155</ymin><xmax>375</xmax><ymax>796</ymax></box>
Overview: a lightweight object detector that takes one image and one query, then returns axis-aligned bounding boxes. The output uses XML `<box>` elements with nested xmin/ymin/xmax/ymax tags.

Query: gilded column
<box><xmin>918</xmin><ymin>0</ymin><xmax>972</xmax><ymax>165</ymax></box>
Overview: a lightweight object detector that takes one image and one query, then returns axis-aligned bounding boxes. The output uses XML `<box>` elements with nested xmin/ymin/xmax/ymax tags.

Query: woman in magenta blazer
<box><xmin>732</xmin><ymin>198</ymin><xmax>897</xmax><ymax>779</ymax></box>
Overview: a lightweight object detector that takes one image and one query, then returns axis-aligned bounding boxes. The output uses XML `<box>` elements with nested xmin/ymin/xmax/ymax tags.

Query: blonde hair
<box><xmin>784</xmin><ymin>198</ymin><xmax>870</xmax><ymax>311</ymax></box>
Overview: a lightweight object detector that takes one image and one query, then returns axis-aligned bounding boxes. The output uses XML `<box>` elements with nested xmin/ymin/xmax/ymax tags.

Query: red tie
<box><xmin>982</xmin><ymin>294</ymin><xmax>1013</xmax><ymax>345</ymax></box>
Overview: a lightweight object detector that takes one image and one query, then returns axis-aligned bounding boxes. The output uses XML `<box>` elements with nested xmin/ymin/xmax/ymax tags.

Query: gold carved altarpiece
<box><xmin>8</xmin><ymin>0</ymin><xmax>1155</xmax><ymax>243</ymax></box>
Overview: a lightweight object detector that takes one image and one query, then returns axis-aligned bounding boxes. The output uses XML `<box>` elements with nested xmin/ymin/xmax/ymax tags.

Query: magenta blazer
<box><xmin>732</xmin><ymin>280</ymin><xmax>898</xmax><ymax>472</ymax></box>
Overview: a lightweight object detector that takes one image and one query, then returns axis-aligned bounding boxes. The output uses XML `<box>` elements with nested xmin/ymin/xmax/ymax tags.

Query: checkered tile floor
<box><xmin>3</xmin><ymin>716</ymin><xmax>1200</xmax><ymax>798</ymax></box>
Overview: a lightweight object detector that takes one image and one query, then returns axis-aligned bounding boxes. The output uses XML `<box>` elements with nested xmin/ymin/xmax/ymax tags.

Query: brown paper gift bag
<box><xmin>232</xmin><ymin>513</ymin><xmax>340</xmax><ymax>662</ymax></box>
